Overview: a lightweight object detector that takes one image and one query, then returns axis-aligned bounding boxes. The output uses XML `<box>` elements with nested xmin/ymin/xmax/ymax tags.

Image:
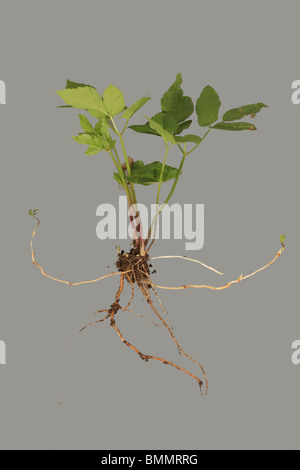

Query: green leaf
<box><xmin>147</xmin><ymin>117</ymin><xmax>176</xmax><ymax>144</ymax></box>
<box><xmin>196</xmin><ymin>86</ymin><xmax>221</xmax><ymax>127</ymax></box>
<box><xmin>77</xmin><ymin>115</ymin><xmax>111</xmax><ymax>149</ymax></box>
<box><xmin>72</xmin><ymin>133</ymin><xmax>105</xmax><ymax>147</ymax></box>
<box><xmin>280</xmin><ymin>235</ymin><xmax>286</xmax><ymax>245</ymax></box>
<box><xmin>29</xmin><ymin>209</ymin><xmax>39</xmax><ymax>217</ymax></box>
<box><xmin>103</xmin><ymin>84</ymin><xmax>125</xmax><ymax>117</ymax></box>
<box><xmin>174</xmin><ymin>120</ymin><xmax>192</xmax><ymax>134</ymax></box>
<box><xmin>78</xmin><ymin>114</ymin><xmax>94</xmax><ymax>134</ymax></box>
<box><xmin>213</xmin><ymin>122</ymin><xmax>257</xmax><ymax>131</ymax></box>
<box><xmin>121</xmin><ymin>96</ymin><xmax>151</xmax><ymax>120</ymax></box>
<box><xmin>151</xmin><ymin>112</ymin><xmax>178</xmax><ymax>133</ymax></box>
<box><xmin>222</xmin><ymin>103</ymin><xmax>268</xmax><ymax>121</ymax></box>
<box><xmin>94</xmin><ymin>119</ymin><xmax>110</xmax><ymax>144</ymax></box>
<box><xmin>85</xmin><ymin>146</ymin><xmax>102</xmax><ymax>156</ymax></box>
<box><xmin>72</xmin><ymin>132</ymin><xmax>113</xmax><ymax>154</ymax></box>
<box><xmin>126</xmin><ymin>161</ymin><xmax>181</xmax><ymax>186</ymax></box>
<box><xmin>113</xmin><ymin>161</ymin><xmax>144</xmax><ymax>186</ymax></box>
<box><xmin>175</xmin><ymin>134</ymin><xmax>202</xmax><ymax>144</ymax></box>
<box><xmin>56</xmin><ymin>87</ymin><xmax>107</xmax><ymax>118</ymax></box>
<box><xmin>113</xmin><ymin>172</ymin><xmax>123</xmax><ymax>185</ymax></box>
<box><xmin>129</xmin><ymin>112</ymin><xmax>180</xmax><ymax>136</ymax></box>
<box><xmin>66</xmin><ymin>79</ymin><xmax>95</xmax><ymax>89</ymax></box>
<box><xmin>128</xmin><ymin>123</ymin><xmax>159</xmax><ymax>136</ymax></box>
<box><xmin>161</xmin><ymin>73</ymin><xmax>194</xmax><ymax>123</ymax></box>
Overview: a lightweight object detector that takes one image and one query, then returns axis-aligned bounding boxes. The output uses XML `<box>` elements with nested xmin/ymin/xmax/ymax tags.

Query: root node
<box><xmin>139</xmin><ymin>353</ymin><xmax>150</xmax><ymax>362</ymax></box>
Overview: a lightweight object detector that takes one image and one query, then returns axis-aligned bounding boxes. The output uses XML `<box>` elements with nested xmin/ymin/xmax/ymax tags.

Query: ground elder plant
<box><xmin>29</xmin><ymin>74</ymin><xmax>285</xmax><ymax>395</ymax></box>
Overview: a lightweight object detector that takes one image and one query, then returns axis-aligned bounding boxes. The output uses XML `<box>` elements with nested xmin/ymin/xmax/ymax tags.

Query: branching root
<box><xmin>30</xmin><ymin>215</ymin><xmax>284</xmax><ymax>395</ymax></box>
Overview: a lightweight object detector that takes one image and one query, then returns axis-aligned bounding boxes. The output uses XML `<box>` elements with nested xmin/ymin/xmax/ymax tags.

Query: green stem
<box><xmin>146</xmin><ymin>128</ymin><xmax>212</xmax><ymax>249</ymax></box>
<box><xmin>110</xmin><ymin>117</ymin><xmax>145</xmax><ymax>254</ymax></box>
<box><xmin>119</xmin><ymin>132</ymin><xmax>137</xmax><ymax>204</ymax></box>
<box><xmin>186</xmin><ymin>127</ymin><xmax>212</xmax><ymax>156</ymax></box>
<box><xmin>108</xmin><ymin>149</ymin><xmax>132</xmax><ymax>206</ymax></box>
<box><xmin>147</xmin><ymin>146</ymin><xmax>186</xmax><ymax>243</ymax></box>
<box><xmin>162</xmin><ymin>150</ymin><xmax>186</xmax><ymax>207</ymax></box>
<box><xmin>110</xmin><ymin>117</ymin><xmax>137</xmax><ymax>204</ymax></box>
<box><xmin>156</xmin><ymin>145</ymin><xmax>170</xmax><ymax>206</ymax></box>
<box><xmin>121</xmin><ymin>119</ymin><xmax>130</xmax><ymax>135</ymax></box>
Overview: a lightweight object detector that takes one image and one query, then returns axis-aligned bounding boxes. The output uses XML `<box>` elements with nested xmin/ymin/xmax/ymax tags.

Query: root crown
<box><xmin>116</xmin><ymin>248</ymin><xmax>151</xmax><ymax>285</ymax></box>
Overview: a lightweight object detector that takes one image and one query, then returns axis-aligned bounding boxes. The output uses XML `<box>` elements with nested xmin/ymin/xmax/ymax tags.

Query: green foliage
<box><xmin>57</xmin><ymin>86</ymin><xmax>107</xmax><ymax>119</ymax></box>
<box><xmin>114</xmin><ymin>160</ymin><xmax>181</xmax><ymax>186</ymax></box>
<box><xmin>78</xmin><ymin>114</ymin><xmax>95</xmax><ymax>133</ymax></box>
<box><xmin>129</xmin><ymin>112</ymin><xmax>181</xmax><ymax>136</ymax></box>
<box><xmin>174</xmin><ymin>120</ymin><xmax>192</xmax><ymax>134</ymax></box>
<box><xmin>103</xmin><ymin>84</ymin><xmax>125</xmax><ymax>117</ymax></box>
<box><xmin>129</xmin><ymin>73</ymin><xmax>197</xmax><ymax>141</ymax></box>
<box><xmin>151</xmin><ymin>112</ymin><xmax>178</xmax><ymax>133</ymax></box>
<box><xmin>175</xmin><ymin>134</ymin><xmax>202</xmax><ymax>144</ymax></box>
<box><xmin>161</xmin><ymin>73</ymin><xmax>194</xmax><ymax>124</ymax></box>
<box><xmin>58</xmin><ymin>75</ymin><xmax>268</xmax><ymax>222</ymax></box>
<box><xmin>127</xmin><ymin>123</ymin><xmax>159</xmax><ymax>136</ymax></box>
<box><xmin>280</xmin><ymin>235</ymin><xmax>286</xmax><ymax>250</ymax></box>
<box><xmin>222</xmin><ymin>103</ymin><xmax>268</xmax><ymax>121</ymax></box>
<box><xmin>196</xmin><ymin>86</ymin><xmax>221</xmax><ymax>127</ymax></box>
<box><xmin>147</xmin><ymin>117</ymin><xmax>176</xmax><ymax>144</ymax></box>
<box><xmin>213</xmin><ymin>122</ymin><xmax>257</xmax><ymax>131</ymax></box>
<box><xmin>66</xmin><ymin>79</ymin><xmax>95</xmax><ymax>89</ymax></box>
<box><xmin>128</xmin><ymin>75</ymin><xmax>267</xmax><ymax>144</ymax></box>
<box><xmin>121</xmin><ymin>96</ymin><xmax>151</xmax><ymax>120</ymax></box>
<box><xmin>73</xmin><ymin>115</ymin><xmax>114</xmax><ymax>155</ymax></box>
<box><xmin>73</xmin><ymin>134</ymin><xmax>107</xmax><ymax>154</ymax></box>
<box><xmin>29</xmin><ymin>209</ymin><xmax>39</xmax><ymax>217</ymax></box>
<box><xmin>94</xmin><ymin>119</ymin><xmax>111</xmax><ymax>142</ymax></box>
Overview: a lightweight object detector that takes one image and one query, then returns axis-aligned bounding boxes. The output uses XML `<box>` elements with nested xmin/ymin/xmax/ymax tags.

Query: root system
<box><xmin>30</xmin><ymin>214</ymin><xmax>284</xmax><ymax>396</ymax></box>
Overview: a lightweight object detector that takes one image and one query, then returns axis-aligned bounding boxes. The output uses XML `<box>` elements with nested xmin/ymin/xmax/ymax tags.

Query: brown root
<box><xmin>30</xmin><ymin>215</ymin><xmax>284</xmax><ymax>395</ymax></box>
<box><xmin>30</xmin><ymin>215</ymin><xmax>128</xmax><ymax>286</ymax></box>
<box><xmin>151</xmin><ymin>250</ymin><xmax>283</xmax><ymax>291</ymax></box>
<box><xmin>109</xmin><ymin>275</ymin><xmax>204</xmax><ymax>393</ymax></box>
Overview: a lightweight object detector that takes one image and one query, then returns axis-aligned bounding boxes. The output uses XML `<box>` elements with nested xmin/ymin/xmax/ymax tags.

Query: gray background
<box><xmin>0</xmin><ymin>0</ymin><xmax>299</xmax><ymax>450</ymax></box>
